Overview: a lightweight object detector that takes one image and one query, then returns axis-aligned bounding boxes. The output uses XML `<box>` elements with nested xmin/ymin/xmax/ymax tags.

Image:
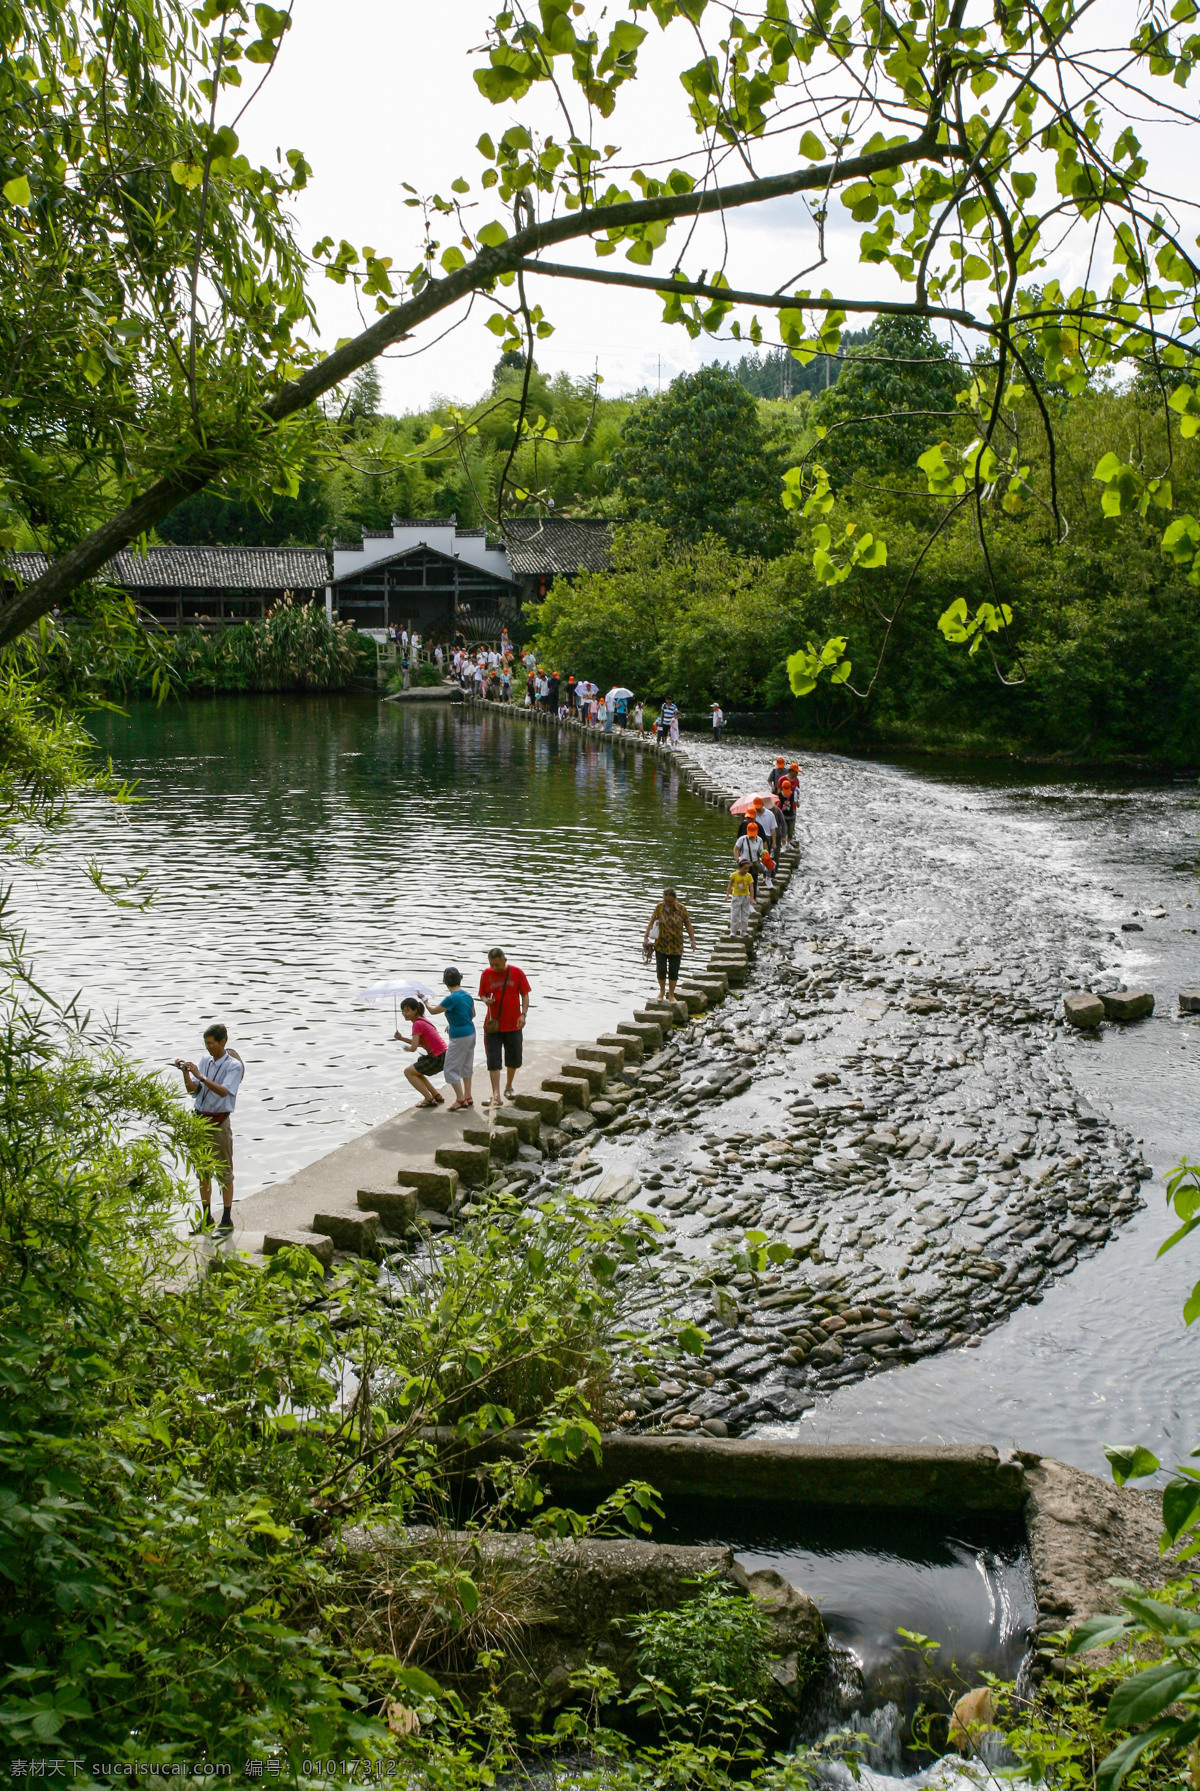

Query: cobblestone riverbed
<box><xmin>521</xmin><ymin>739</ymin><xmax>1200</xmax><ymax>1467</ymax></box>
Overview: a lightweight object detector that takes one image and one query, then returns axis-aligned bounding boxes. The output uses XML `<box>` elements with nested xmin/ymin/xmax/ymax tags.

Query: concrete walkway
<box><xmin>209</xmin><ymin>1037</ymin><xmax>583</xmax><ymax>1263</ymax></box>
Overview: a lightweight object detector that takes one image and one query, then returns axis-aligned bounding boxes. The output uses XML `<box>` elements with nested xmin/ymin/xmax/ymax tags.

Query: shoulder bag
<box><xmin>484</xmin><ymin>968</ymin><xmax>511</xmax><ymax>1035</ymax></box>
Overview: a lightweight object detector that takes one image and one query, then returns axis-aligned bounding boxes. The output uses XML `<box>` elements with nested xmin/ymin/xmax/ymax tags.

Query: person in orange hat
<box><xmin>757</xmin><ymin>795</ymin><xmax>780</xmax><ymax>859</ymax></box>
<box><xmin>768</xmin><ymin>756</ymin><xmax>788</xmax><ymax>793</ymax></box>
<box><xmin>777</xmin><ymin>776</ymin><xmax>797</xmax><ymax>841</ymax></box>
<box><xmin>735</xmin><ymin>818</ymin><xmax>764</xmax><ymax>896</ymax></box>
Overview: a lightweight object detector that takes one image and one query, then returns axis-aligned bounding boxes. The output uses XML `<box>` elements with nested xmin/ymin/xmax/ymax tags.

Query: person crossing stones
<box><xmin>642</xmin><ymin>886</ymin><xmax>696</xmax><ymax>1001</ymax></box>
<box><xmin>735</xmin><ymin>820</ymin><xmax>765</xmax><ymax>896</ymax></box>
<box><xmin>726</xmin><ymin>861</ymin><xmax>755</xmax><ymax>937</ymax></box>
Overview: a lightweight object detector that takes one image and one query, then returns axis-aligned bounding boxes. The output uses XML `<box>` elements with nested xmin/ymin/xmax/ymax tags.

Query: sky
<box><xmin>239</xmin><ymin>1</ymin><xmax>907</xmax><ymax>411</ymax></box>
<box><xmin>237</xmin><ymin>1</ymin><xmax>1199</xmax><ymax>415</ymax></box>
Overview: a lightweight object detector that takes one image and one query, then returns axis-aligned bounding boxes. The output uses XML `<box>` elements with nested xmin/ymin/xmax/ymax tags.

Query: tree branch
<box><xmin>0</xmin><ymin>124</ymin><xmax>947</xmax><ymax>646</ymax></box>
<box><xmin>515</xmin><ymin>258</ymin><xmax>980</xmax><ymax>329</ymax></box>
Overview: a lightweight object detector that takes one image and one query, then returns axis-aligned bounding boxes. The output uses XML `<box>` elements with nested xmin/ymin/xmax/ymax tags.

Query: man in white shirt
<box><xmin>177</xmin><ymin>1024</ymin><xmax>245</xmax><ymax>1231</ymax></box>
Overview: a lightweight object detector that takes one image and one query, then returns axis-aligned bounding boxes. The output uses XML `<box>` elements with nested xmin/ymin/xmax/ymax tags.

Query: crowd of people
<box><xmin>450</xmin><ymin>637</ymin><xmax>709</xmax><ymax>744</ymax></box>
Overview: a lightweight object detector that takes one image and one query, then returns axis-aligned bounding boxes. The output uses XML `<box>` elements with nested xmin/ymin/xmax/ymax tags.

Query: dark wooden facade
<box><xmin>332</xmin><ymin>543</ymin><xmax>518</xmax><ymax>635</ymax></box>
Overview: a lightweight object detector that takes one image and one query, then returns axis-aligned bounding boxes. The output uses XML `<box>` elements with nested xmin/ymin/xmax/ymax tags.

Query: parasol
<box><xmin>729</xmin><ymin>791</ymin><xmax>777</xmax><ymax>815</ymax></box>
<box><xmin>355</xmin><ymin>975</ymin><xmax>441</xmax><ymax>1026</ymax></box>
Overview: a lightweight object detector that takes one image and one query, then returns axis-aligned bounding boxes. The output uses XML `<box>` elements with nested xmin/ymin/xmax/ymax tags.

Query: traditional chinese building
<box><xmin>8</xmin><ymin>515</ymin><xmax>613</xmax><ymax>639</ymax></box>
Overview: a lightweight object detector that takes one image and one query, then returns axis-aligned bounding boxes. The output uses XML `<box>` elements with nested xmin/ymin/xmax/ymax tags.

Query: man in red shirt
<box><xmin>478</xmin><ymin>947</ymin><xmax>532</xmax><ymax>1106</ymax></box>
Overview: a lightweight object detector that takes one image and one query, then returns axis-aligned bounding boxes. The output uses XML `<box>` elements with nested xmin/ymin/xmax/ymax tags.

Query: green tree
<box><xmin>609</xmin><ymin>367</ymin><xmax>789</xmax><ymax>554</ymax></box>
<box><xmin>809</xmin><ymin>317</ymin><xmax>963</xmax><ymax>491</ymax></box>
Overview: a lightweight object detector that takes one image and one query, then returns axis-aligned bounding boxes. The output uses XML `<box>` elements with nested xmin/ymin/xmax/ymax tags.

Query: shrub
<box><xmin>631</xmin><ymin>1574</ymin><xmax>774</xmax><ymax>1706</ymax></box>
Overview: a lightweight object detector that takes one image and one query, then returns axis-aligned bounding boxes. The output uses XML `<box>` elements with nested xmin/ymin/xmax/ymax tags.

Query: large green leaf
<box><xmin>1104</xmin><ymin>1661</ymin><xmax>1198</xmax><ymax>1729</ymax></box>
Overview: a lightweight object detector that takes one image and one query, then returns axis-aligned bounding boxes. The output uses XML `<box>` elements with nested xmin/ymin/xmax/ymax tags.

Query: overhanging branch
<box><xmin>515</xmin><ymin>258</ymin><xmax>982</xmax><ymax>330</ymax></box>
<box><xmin>0</xmin><ymin>118</ymin><xmax>951</xmax><ymax>645</ymax></box>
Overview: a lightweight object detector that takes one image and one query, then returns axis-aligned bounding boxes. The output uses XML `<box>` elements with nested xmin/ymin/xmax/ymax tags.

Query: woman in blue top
<box><xmin>427</xmin><ymin>966</ymin><xmax>480</xmax><ymax>1110</ymax></box>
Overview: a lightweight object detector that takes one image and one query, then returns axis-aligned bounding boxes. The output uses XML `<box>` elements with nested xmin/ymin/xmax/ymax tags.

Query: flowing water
<box><xmin>13</xmin><ymin>697</ymin><xmax>1200</xmax><ymax>1480</ymax></box>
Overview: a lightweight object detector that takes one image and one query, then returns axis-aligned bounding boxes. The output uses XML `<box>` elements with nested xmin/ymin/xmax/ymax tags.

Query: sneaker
<box><xmin>217</xmin><ymin>1212</ymin><xmax>235</xmax><ymax>1231</ymax></box>
<box><xmin>190</xmin><ymin>1210</ymin><xmax>214</xmax><ymax>1235</ymax></box>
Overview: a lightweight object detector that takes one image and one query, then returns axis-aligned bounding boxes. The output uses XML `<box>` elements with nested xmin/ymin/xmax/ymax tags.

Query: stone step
<box><xmin>393</xmin><ymin>1165</ymin><xmax>459</xmax><ymax>1213</ymax></box>
<box><xmin>710</xmin><ymin>960</ymin><xmax>747</xmax><ymax>985</ymax></box>
<box><xmin>500</xmin><ymin>1105</ymin><xmax>542</xmax><ymax>1144</ymax></box>
<box><xmin>512</xmin><ymin>1089</ymin><xmax>565</xmax><ymax>1124</ymax></box>
<box><xmin>1100</xmin><ymin>989</ymin><xmax>1154</xmax><ymax>1022</ymax></box>
<box><xmin>563</xmin><ymin>1058</ymin><xmax>606</xmax><ymax>1093</ymax></box>
<box><xmin>264</xmin><ymin>1228</ymin><xmax>334</xmax><ymax>1268</ymax></box>
<box><xmin>577</xmin><ymin>1042</ymin><xmax>625</xmax><ymax>1075</ymax></box>
<box><xmin>597</xmin><ymin>1030</ymin><xmax>642</xmax><ymax>1062</ymax></box>
<box><xmin>462</xmin><ymin>1121</ymin><xmax>520</xmax><ymax>1161</ymax></box>
<box><xmin>312</xmin><ymin>1207</ymin><xmax>380</xmax><ymax>1258</ymax></box>
<box><xmin>682</xmin><ymin>971</ymin><xmax>727</xmax><ymax>996</ymax></box>
<box><xmin>541</xmin><ymin>1073</ymin><xmax>590</xmax><ymax>1110</ymax></box>
<box><xmin>435</xmin><ymin>1141</ymin><xmax>491</xmax><ymax>1186</ymax></box>
<box><xmin>633</xmin><ymin>1007</ymin><xmax>674</xmax><ymax>1035</ymax></box>
<box><xmin>619</xmin><ymin>1018</ymin><xmax>663</xmax><ymax>1051</ymax></box>
<box><xmin>357</xmin><ymin>1184</ymin><xmax>421</xmax><ymax>1230</ymax></box>
<box><xmin>644</xmin><ymin>997</ymin><xmax>691</xmax><ymax>1024</ymax></box>
<box><xmin>670</xmin><ymin>988</ymin><xmax>707</xmax><ymax>1014</ymax></box>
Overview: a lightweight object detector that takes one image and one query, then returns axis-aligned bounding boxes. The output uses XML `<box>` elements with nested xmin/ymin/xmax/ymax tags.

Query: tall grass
<box><xmin>115</xmin><ymin>597</ymin><xmax>375</xmax><ymax>696</ymax></box>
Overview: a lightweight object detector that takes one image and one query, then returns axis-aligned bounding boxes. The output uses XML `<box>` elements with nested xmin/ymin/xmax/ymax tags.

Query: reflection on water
<box><xmin>9</xmin><ymin>696</ymin><xmax>731</xmax><ymax>1195</ymax></box>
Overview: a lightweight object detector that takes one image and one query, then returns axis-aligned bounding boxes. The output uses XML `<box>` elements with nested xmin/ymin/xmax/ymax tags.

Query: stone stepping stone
<box><xmin>1099</xmin><ymin>989</ymin><xmax>1154</xmax><ymax>1022</ymax></box>
<box><xmin>1064</xmin><ymin>991</ymin><xmax>1105</xmax><ymax>1028</ymax></box>
<box><xmin>392</xmin><ymin>1165</ymin><xmax>458</xmax><ymax>1212</ymax></box>
<box><xmin>263</xmin><ymin>1229</ymin><xmax>333</xmax><ymax>1268</ymax></box>
<box><xmin>312</xmin><ymin>1208</ymin><xmax>380</xmax><ymax>1258</ymax></box>
<box><xmin>356</xmin><ymin>1184</ymin><xmax>420</xmax><ymax>1230</ymax></box>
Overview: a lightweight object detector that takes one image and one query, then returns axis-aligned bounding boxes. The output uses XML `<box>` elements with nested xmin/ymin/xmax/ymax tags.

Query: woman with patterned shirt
<box><xmin>641</xmin><ymin>886</ymin><xmax>696</xmax><ymax>1001</ymax></box>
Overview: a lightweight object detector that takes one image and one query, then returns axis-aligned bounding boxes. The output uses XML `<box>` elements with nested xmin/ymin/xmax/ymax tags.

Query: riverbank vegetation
<box><xmin>529</xmin><ymin>365</ymin><xmax>1200</xmax><ymax>765</ymax></box>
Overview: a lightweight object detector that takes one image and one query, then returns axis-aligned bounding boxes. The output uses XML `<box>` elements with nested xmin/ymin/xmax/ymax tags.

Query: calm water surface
<box><xmin>13</xmin><ymin>696</ymin><xmax>731</xmax><ymax>1194</ymax></box>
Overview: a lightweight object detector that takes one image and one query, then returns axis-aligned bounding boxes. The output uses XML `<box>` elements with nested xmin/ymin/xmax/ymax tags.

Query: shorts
<box><xmin>200</xmin><ymin>1113</ymin><xmax>234</xmax><ymax>1184</ymax></box>
<box><xmin>443</xmin><ymin>1033</ymin><xmax>475</xmax><ymax>1084</ymax></box>
<box><xmin>415</xmin><ymin>1051</ymin><xmax>446</xmax><ymax>1076</ymax></box>
<box><xmin>484</xmin><ymin>1028</ymin><xmax>524</xmax><ymax>1071</ymax></box>
<box><xmin>655</xmin><ymin>950</ymin><xmax>682</xmax><ymax>981</ymax></box>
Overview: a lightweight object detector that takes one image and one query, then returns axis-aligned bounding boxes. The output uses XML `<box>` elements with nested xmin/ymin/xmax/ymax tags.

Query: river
<box><xmin>12</xmin><ymin>694</ymin><xmax>1200</xmax><ymax>1477</ymax></box>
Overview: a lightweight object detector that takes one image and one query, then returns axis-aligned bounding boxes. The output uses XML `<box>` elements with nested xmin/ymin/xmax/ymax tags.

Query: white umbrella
<box><xmin>355</xmin><ymin>975</ymin><xmax>441</xmax><ymax>1026</ymax></box>
<box><xmin>606</xmin><ymin>686</ymin><xmax>634</xmax><ymax>702</ymax></box>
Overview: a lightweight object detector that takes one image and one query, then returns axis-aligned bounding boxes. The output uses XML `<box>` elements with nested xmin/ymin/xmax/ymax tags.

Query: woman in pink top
<box><xmin>395</xmin><ymin>998</ymin><xmax>447</xmax><ymax>1108</ymax></box>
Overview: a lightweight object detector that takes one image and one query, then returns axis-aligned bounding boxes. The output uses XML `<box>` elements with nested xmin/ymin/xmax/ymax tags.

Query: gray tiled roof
<box><xmin>9</xmin><ymin>545</ymin><xmax>331</xmax><ymax>591</ymax></box>
<box><xmin>502</xmin><ymin>518</ymin><xmax>613</xmax><ymax>576</ymax></box>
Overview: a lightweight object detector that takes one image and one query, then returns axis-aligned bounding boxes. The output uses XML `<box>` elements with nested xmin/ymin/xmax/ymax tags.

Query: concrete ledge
<box><xmin>383</xmin><ymin>686</ymin><xmax>463</xmax><ymax>703</ymax></box>
<box><xmin>425</xmin><ymin>1431</ymin><xmax>1028</xmax><ymax>1513</ymax></box>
